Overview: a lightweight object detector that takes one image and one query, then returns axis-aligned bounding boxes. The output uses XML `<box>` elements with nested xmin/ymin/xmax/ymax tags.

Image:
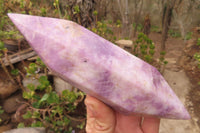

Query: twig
<box><xmin>65</xmin><ymin>114</ymin><xmax>86</xmax><ymax>122</ymax></box>
<box><xmin>1</xmin><ymin>48</ymin><xmax>36</xmax><ymax>67</ymax></box>
<box><xmin>0</xmin><ymin>58</ymin><xmax>15</xmax><ymax>83</ymax></box>
<box><xmin>4</xmin><ymin>49</ymin><xmax>14</xmax><ymax>69</ymax></box>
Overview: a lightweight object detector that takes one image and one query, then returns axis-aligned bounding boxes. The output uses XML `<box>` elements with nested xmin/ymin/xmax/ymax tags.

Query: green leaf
<box><xmin>37</xmin><ymin>76</ymin><xmax>50</xmax><ymax>91</ymax></box>
<box><xmin>93</xmin><ymin>10</ymin><xmax>98</xmax><ymax>16</ymax></box>
<box><xmin>67</xmin><ymin>104</ymin><xmax>76</xmax><ymax>112</ymax></box>
<box><xmin>32</xmin><ymin>102</ymin><xmax>40</xmax><ymax>109</ymax></box>
<box><xmin>36</xmin><ymin>58</ymin><xmax>46</xmax><ymax>67</ymax></box>
<box><xmin>77</xmin><ymin>121</ymin><xmax>85</xmax><ymax>129</ymax></box>
<box><xmin>32</xmin><ymin>95</ymin><xmax>41</xmax><ymax>100</ymax></box>
<box><xmin>62</xmin><ymin>90</ymin><xmax>78</xmax><ymax>103</ymax></box>
<box><xmin>31</xmin><ymin>121</ymin><xmax>43</xmax><ymax>127</ymax></box>
<box><xmin>52</xmin><ymin>106</ymin><xmax>63</xmax><ymax>116</ymax></box>
<box><xmin>11</xmin><ymin>69</ymin><xmax>19</xmax><ymax>76</ymax></box>
<box><xmin>23</xmin><ymin>91</ymin><xmax>34</xmax><ymax>99</ymax></box>
<box><xmin>56</xmin><ymin>120</ymin><xmax>64</xmax><ymax>126</ymax></box>
<box><xmin>40</xmin><ymin>93</ymin><xmax>49</xmax><ymax>103</ymax></box>
<box><xmin>17</xmin><ymin>123</ymin><xmax>25</xmax><ymax>128</ymax></box>
<box><xmin>149</xmin><ymin>49</ymin><xmax>155</xmax><ymax>56</ymax></box>
<box><xmin>23</xmin><ymin>111</ymin><xmax>32</xmax><ymax>119</ymax></box>
<box><xmin>0</xmin><ymin>41</ymin><xmax>4</xmax><ymax>50</ymax></box>
<box><xmin>63</xmin><ymin>117</ymin><xmax>70</xmax><ymax>125</ymax></box>
<box><xmin>27</xmin><ymin>84</ymin><xmax>35</xmax><ymax>91</ymax></box>
<box><xmin>159</xmin><ymin>57</ymin><xmax>164</xmax><ymax>62</ymax></box>
<box><xmin>0</xmin><ymin>106</ymin><xmax>4</xmax><ymax>114</ymax></box>
<box><xmin>44</xmin><ymin>116</ymin><xmax>50</xmax><ymax>122</ymax></box>
<box><xmin>149</xmin><ymin>43</ymin><xmax>155</xmax><ymax>49</ymax></box>
<box><xmin>26</xmin><ymin>63</ymin><xmax>38</xmax><ymax>75</ymax></box>
<box><xmin>32</xmin><ymin>111</ymin><xmax>40</xmax><ymax>119</ymax></box>
<box><xmin>47</xmin><ymin>92</ymin><xmax>59</xmax><ymax>104</ymax></box>
<box><xmin>164</xmin><ymin>61</ymin><xmax>168</xmax><ymax>65</ymax></box>
<box><xmin>144</xmin><ymin>55</ymin><xmax>152</xmax><ymax>63</ymax></box>
<box><xmin>160</xmin><ymin>51</ymin><xmax>166</xmax><ymax>55</ymax></box>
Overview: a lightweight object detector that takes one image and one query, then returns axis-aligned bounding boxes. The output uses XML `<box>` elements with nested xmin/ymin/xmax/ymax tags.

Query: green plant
<box><xmin>0</xmin><ymin>0</ymin><xmax>24</xmax><ymax>41</ymax></box>
<box><xmin>93</xmin><ymin>10</ymin><xmax>98</xmax><ymax>22</ymax></box>
<box><xmin>168</xmin><ymin>29</ymin><xmax>181</xmax><ymax>38</ymax></box>
<box><xmin>185</xmin><ymin>32</ymin><xmax>192</xmax><ymax>40</ymax></box>
<box><xmin>20</xmin><ymin>58</ymin><xmax>85</xmax><ymax>132</ymax></box>
<box><xmin>91</xmin><ymin>21</ymin><xmax>114</xmax><ymax>41</ymax></box>
<box><xmin>133</xmin><ymin>23</ymin><xmax>143</xmax><ymax>32</ymax></box>
<box><xmin>133</xmin><ymin>33</ymin><xmax>168</xmax><ymax>72</ymax></box>
<box><xmin>159</xmin><ymin>51</ymin><xmax>168</xmax><ymax>73</ymax></box>
<box><xmin>73</xmin><ymin>5</ymin><xmax>80</xmax><ymax>15</ymax></box>
<box><xmin>0</xmin><ymin>43</ymin><xmax>16</xmax><ymax>83</ymax></box>
<box><xmin>116</xmin><ymin>20</ymin><xmax>121</xmax><ymax>28</ymax></box>
<box><xmin>133</xmin><ymin>33</ymin><xmax>155</xmax><ymax>63</ymax></box>
<box><xmin>40</xmin><ymin>7</ymin><xmax>47</xmax><ymax>16</ymax></box>
<box><xmin>0</xmin><ymin>41</ymin><xmax>4</xmax><ymax>50</ymax></box>
<box><xmin>197</xmin><ymin>38</ymin><xmax>200</xmax><ymax>46</ymax></box>
<box><xmin>0</xmin><ymin>106</ymin><xmax>4</xmax><ymax>123</ymax></box>
<box><xmin>194</xmin><ymin>38</ymin><xmax>200</xmax><ymax>85</ymax></box>
<box><xmin>194</xmin><ymin>38</ymin><xmax>200</xmax><ymax>68</ymax></box>
<box><xmin>151</xmin><ymin>25</ymin><xmax>160</xmax><ymax>32</ymax></box>
<box><xmin>53</xmin><ymin>0</ymin><xmax>62</xmax><ymax>18</ymax></box>
<box><xmin>194</xmin><ymin>53</ymin><xmax>200</xmax><ymax>68</ymax></box>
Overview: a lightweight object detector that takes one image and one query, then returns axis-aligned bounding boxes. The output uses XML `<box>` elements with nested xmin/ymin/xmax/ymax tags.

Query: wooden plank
<box><xmin>1</xmin><ymin>48</ymin><xmax>37</xmax><ymax>66</ymax></box>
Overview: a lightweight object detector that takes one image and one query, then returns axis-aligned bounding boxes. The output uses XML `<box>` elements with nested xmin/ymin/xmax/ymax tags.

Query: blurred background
<box><xmin>0</xmin><ymin>0</ymin><xmax>200</xmax><ymax>133</ymax></box>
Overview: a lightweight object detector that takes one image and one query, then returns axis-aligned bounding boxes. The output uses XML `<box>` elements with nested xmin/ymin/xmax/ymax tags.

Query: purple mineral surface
<box><xmin>8</xmin><ymin>13</ymin><xmax>190</xmax><ymax>120</ymax></box>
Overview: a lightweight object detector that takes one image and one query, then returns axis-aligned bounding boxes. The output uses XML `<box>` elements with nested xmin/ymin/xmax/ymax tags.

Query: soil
<box><xmin>149</xmin><ymin>32</ymin><xmax>200</xmax><ymax>132</ymax></box>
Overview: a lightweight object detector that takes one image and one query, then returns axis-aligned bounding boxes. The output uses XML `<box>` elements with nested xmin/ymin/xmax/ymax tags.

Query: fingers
<box><xmin>141</xmin><ymin>116</ymin><xmax>160</xmax><ymax>133</ymax></box>
<box><xmin>115</xmin><ymin>112</ymin><xmax>143</xmax><ymax>133</ymax></box>
<box><xmin>85</xmin><ymin>95</ymin><xmax>116</xmax><ymax>133</ymax></box>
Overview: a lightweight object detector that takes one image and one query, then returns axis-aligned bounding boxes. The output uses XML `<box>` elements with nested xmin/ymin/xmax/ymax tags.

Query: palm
<box><xmin>85</xmin><ymin>95</ymin><xmax>160</xmax><ymax>133</ymax></box>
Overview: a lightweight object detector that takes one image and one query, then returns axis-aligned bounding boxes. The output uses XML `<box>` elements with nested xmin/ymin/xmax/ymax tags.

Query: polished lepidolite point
<box><xmin>8</xmin><ymin>13</ymin><xmax>190</xmax><ymax>120</ymax></box>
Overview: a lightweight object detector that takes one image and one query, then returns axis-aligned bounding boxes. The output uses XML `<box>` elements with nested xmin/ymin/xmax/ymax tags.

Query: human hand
<box><xmin>85</xmin><ymin>95</ymin><xmax>160</xmax><ymax>133</ymax></box>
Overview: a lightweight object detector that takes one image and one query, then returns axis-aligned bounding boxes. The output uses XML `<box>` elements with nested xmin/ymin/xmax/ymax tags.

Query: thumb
<box><xmin>85</xmin><ymin>95</ymin><xmax>116</xmax><ymax>133</ymax></box>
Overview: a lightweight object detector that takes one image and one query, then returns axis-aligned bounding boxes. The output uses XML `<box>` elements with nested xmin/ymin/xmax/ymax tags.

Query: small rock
<box><xmin>3</xmin><ymin>93</ymin><xmax>25</xmax><ymax>114</ymax></box>
<box><xmin>22</xmin><ymin>77</ymin><xmax>40</xmax><ymax>90</ymax></box>
<box><xmin>3</xmin><ymin>127</ymin><xmax>45</xmax><ymax>133</ymax></box>
<box><xmin>54</xmin><ymin>76</ymin><xmax>73</xmax><ymax>95</ymax></box>
<box><xmin>0</xmin><ymin>124</ymin><xmax>13</xmax><ymax>133</ymax></box>
<box><xmin>115</xmin><ymin>40</ymin><xmax>133</xmax><ymax>48</ymax></box>
<box><xmin>0</xmin><ymin>81</ymin><xmax>18</xmax><ymax>100</ymax></box>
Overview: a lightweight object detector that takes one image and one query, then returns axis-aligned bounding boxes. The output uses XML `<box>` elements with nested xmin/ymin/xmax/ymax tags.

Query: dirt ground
<box><xmin>149</xmin><ymin>32</ymin><xmax>200</xmax><ymax>133</ymax></box>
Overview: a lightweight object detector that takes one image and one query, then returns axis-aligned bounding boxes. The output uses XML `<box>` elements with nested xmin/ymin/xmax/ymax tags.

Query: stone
<box><xmin>3</xmin><ymin>93</ymin><xmax>25</xmax><ymax>114</ymax></box>
<box><xmin>0</xmin><ymin>81</ymin><xmax>18</xmax><ymax>100</ymax></box>
<box><xmin>22</xmin><ymin>74</ymin><xmax>45</xmax><ymax>92</ymax></box>
<box><xmin>3</xmin><ymin>127</ymin><xmax>45</xmax><ymax>133</ymax></box>
<box><xmin>115</xmin><ymin>39</ymin><xmax>133</xmax><ymax>48</ymax></box>
<box><xmin>22</xmin><ymin>76</ymin><xmax>40</xmax><ymax>91</ymax></box>
<box><xmin>8</xmin><ymin>13</ymin><xmax>190</xmax><ymax>119</ymax></box>
<box><xmin>54</xmin><ymin>76</ymin><xmax>73</xmax><ymax>95</ymax></box>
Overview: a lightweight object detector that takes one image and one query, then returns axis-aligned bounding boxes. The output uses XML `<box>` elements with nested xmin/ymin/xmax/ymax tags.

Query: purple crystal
<box><xmin>8</xmin><ymin>13</ymin><xmax>190</xmax><ymax>119</ymax></box>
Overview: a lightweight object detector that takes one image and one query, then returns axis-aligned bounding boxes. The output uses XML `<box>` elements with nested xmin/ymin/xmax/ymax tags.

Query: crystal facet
<box><xmin>8</xmin><ymin>13</ymin><xmax>190</xmax><ymax>119</ymax></box>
